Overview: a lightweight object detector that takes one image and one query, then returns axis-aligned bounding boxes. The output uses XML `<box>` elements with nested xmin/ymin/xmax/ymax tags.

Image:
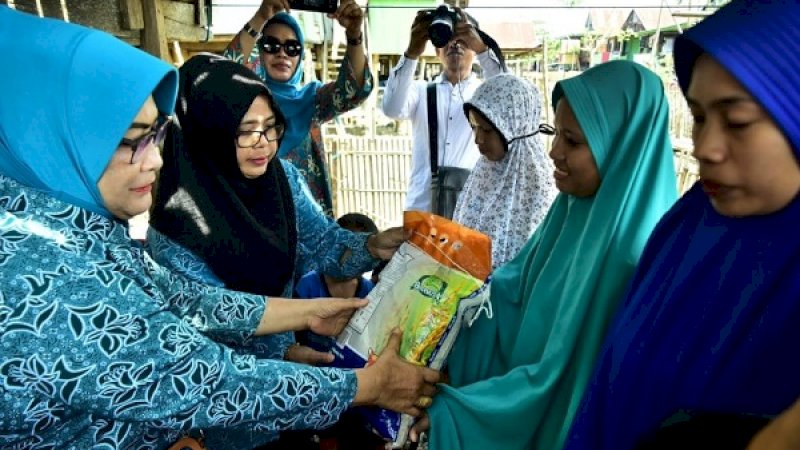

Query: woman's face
<box><xmin>549</xmin><ymin>99</ymin><xmax>601</xmax><ymax>197</ymax></box>
<box><xmin>468</xmin><ymin>109</ymin><xmax>506</xmax><ymax>161</ymax></box>
<box><xmin>261</xmin><ymin>23</ymin><xmax>301</xmax><ymax>82</ymax></box>
<box><xmin>98</xmin><ymin>96</ymin><xmax>164</xmax><ymax>220</ymax></box>
<box><xmin>236</xmin><ymin>95</ymin><xmax>280</xmax><ymax>179</ymax></box>
<box><xmin>688</xmin><ymin>54</ymin><xmax>800</xmax><ymax>217</ymax></box>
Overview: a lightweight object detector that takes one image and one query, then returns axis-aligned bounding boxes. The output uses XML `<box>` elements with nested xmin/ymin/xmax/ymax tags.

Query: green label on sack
<box><xmin>410</xmin><ymin>275</ymin><xmax>447</xmax><ymax>303</ymax></box>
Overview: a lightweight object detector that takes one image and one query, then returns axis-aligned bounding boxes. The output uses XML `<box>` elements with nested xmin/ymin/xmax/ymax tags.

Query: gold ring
<box><xmin>416</xmin><ymin>396</ymin><xmax>433</xmax><ymax>409</ymax></box>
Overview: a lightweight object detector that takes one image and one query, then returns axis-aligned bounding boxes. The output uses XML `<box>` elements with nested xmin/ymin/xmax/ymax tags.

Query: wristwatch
<box><xmin>243</xmin><ymin>22</ymin><xmax>261</xmax><ymax>39</ymax></box>
<box><xmin>346</xmin><ymin>32</ymin><xmax>363</xmax><ymax>46</ymax></box>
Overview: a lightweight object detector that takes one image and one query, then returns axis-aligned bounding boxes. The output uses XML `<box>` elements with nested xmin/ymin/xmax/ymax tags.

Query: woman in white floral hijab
<box><xmin>453</xmin><ymin>73</ymin><xmax>558</xmax><ymax>269</ymax></box>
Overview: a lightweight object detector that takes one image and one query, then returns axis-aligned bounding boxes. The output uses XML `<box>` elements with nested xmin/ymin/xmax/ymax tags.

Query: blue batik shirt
<box><xmin>0</xmin><ymin>174</ymin><xmax>358</xmax><ymax>449</ymax></box>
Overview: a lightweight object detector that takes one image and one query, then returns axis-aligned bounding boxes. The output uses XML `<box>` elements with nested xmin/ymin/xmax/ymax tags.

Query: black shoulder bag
<box><xmin>427</xmin><ymin>82</ymin><xmax>471</xmax><ymax>219</ymax></box>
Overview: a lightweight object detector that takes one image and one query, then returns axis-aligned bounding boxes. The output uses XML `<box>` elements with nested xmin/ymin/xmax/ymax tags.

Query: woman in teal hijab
<box><xmin>413</xmin><ymin>60</ymin><xmax>679</xmax><ymax>450</ymax></box>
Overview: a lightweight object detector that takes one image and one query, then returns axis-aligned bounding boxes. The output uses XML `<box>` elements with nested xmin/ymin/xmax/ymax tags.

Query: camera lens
<box><xmin>428</xmin><ymin>17</ymin><xmax>453</xmax><ymax>48</ymax></box>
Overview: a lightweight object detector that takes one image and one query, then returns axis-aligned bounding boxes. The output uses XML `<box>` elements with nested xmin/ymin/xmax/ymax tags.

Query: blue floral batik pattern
<box><xmin>146</xmin><ymin>159</ymin><xmax>378</xmax><ymax>363</ymax></box>
<box><xmin>0</xmin><ymin>174</ymin><xmax>357</xmax><ymax>449</ymax></box>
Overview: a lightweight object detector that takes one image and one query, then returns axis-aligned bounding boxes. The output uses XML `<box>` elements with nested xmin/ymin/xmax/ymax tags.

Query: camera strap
<box><xmin>427</xmin><ymin>82</ymin><xmax>439</xmax><ymax>177</ymax></box>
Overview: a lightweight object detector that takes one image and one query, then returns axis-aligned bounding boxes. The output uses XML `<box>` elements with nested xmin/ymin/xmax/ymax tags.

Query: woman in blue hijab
<box><xmin>565</xmin><ymin>2</ymin><xmax>800</xmax><ymax>449</ymax></box>
<box><xmin>0</xmin><ymin>7</ymin><xmax>438</xmax><ymax>449</ymax></box>
<box><xmin>225</xmin><ymin>0</ymin><xmax>372</xmax><ymax>215</ymax></box>
<box><xmin>413</xmin><ymin>60</ymin><xmax>678</xmax><ymax>450</ymax></box>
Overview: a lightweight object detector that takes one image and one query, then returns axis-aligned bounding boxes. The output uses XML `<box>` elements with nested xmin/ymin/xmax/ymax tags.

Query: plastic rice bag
<box><xmin>326</xmin><ymin>211</ymin><xmax>492</xmax><ymax>448</ymax></box>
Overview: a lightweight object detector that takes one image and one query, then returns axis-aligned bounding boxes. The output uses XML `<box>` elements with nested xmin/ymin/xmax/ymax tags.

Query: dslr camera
<box><xmin>421</xmin><ymin>4</ymin><xmax>460</xmax><ymax>48</ymax></box>
<box><xmin>289</xmin><ymin>0</ymin><xmax>338</xmax><ymax>13</ymax></box>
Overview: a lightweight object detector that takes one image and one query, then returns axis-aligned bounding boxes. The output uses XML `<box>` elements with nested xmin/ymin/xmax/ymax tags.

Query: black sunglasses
<box><xmin>258</xmin><ymin>36</ymin><xmax>302</xmax><ymax>57</ymax></box>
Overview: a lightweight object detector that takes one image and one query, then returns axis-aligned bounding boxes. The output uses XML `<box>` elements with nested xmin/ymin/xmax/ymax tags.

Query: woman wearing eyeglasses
<box><xmin>147</xmin><ymin>54</ymin><xmax>423</xmax><ymax>448</ymax></box>
<box><xmin>410</xmin><ymin>60</ymin><xmax>679</xmax><ymax>450</ymax></box>
<box><xmin>0</xmin><ymin>9</ymin><xmax>438</xmax><ymax>450</ymax></box>
<box><xmin>149</xmin><ymin>52</ymin><xmax>402</xmax><ymax>364</ymax></box>
<box><xmin>452</xmin><ymin>73</ymin><xmax>558</xmax><ymax>270</ymax></box>
<box><xmin>224</xmin><ymin>0</ymin><xmax>371</xmax><ymax>216</ymax></box>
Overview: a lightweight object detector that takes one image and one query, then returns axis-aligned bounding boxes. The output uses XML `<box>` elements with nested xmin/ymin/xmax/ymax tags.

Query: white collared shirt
<box><xmin>381</xmin><ymin>50</ymin><xmax>504</xmax><ymax>211</ymax></box>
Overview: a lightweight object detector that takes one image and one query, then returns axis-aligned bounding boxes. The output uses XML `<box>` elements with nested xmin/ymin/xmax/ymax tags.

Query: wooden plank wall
<box><xmin>1</xmin><ymin>0</ymin><xmax>208</xmax><ymax>62</ymax></box>
<box><xmin>323</xmin><ymin>135</ymin><xmax>699</xmax><ymax>229</ymax></box>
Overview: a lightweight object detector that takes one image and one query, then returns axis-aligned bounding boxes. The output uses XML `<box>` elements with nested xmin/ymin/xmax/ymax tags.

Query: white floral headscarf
<box><xmin>453</xmin><ymin>73</ymin><xmax>558</xmax><ymax>270</ymax></box>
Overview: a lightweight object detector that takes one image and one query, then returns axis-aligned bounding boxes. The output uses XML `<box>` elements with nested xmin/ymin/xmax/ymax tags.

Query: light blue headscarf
<box><xmin>427</xmin><ymin>60</ymin><xmax>678</xmax><ymax>450</ymax></box>
<box><xmin>0</xmin><ymin>6</ymin><xmax>178</xmax><ymax>217</ymax></box>
<box><xmin>259</xmin><ymin>12</ymin><xmax>322</xmax><ymax>157</ymax></box>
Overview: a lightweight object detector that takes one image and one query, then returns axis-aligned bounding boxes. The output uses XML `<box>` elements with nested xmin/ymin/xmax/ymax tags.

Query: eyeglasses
<box><xmin>258</xmin><ymin>36</ymin><xmax>302</xmax><ymax>57</ymax></box>
<box><xmin>507</xmin><ymin>123</ymin><xmax>557</xmax><ymax>144</ymax></box>
<box><xmin>120</xmin><ymin>115</ymin><xmax>172</xmax><ymax>164</ymax></box>
<box><xmin>236</xmin><ymin>124</ymin><xmax>286</xmax><ymax>148</ymax></box>
<box><xmin>536</xmin><ymin>124</ymin><xmax>556</xmax><ymax>136</ymax></box>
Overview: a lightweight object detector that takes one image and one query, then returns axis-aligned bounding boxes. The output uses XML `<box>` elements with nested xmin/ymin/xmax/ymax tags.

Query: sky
<box><xmin>463</xmin><ymin>0</ymin><xmax>680</xmax><ymax>35</ymax></box>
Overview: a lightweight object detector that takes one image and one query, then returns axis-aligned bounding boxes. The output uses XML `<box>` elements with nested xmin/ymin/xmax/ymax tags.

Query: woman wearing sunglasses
<box><xmin>225</xmin><ymin>0</ymin><xmax>371</xmax><ymax>216</ymax></box>
<box><xmin>0</xmin><ymin>11</ymin><xmax>438</xmax><ymax>449</ymax></box>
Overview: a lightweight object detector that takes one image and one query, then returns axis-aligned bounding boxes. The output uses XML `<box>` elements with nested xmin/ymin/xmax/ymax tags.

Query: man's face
<box><xmin>437</xmin><ymin>38</ymin><xmax>476</xmax><ymax>73</ymax></box>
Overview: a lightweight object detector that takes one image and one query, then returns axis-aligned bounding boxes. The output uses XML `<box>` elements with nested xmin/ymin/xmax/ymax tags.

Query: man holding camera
<box><xmin>381</xmin><ymin>7</ymin><xmax>505</xmax><ymax>219</ymax></box>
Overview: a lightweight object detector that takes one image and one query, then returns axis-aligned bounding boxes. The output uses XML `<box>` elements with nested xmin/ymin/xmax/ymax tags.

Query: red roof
<box><xmin>479</xmin><ymin>22</ymin><xmax>540</xmax><ymax>50</ymax></box>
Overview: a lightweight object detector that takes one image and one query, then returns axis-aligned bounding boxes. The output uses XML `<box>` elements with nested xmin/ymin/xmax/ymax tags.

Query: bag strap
<box><xmin>426</xmin><ymin>82</ymin><xmax>439</xmax><ymax>176</ymax></box>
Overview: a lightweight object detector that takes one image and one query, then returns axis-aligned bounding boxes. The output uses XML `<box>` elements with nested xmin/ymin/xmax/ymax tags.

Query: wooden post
<box><xmin>195</xmin><ymin>0</ymin><xmax>207</xmax><ymax>26</ymax></box>
<box><xmin>542</xmin><ymin>29</ymin><xmax>550</xmax><ymax>125</ymax></box>
<box><xmin>60</xmin><ymin>0</ymin><xmax>70</xmax><ymax>21</ymax></box>
<box><xmin>650</xmin><ymin>0</ymin><xmax>665</xmax><ymax>66</ymax></box>
<box><xmin>368</xmin><ymin>52</ymin><xmax>379</xmax><ymax>138</ymax></box>
<box><xmin>171</xmin><ymin>40</ymin><xmax>185</xmax><ymax>66</ymax></box>
<box><xmin>120</xmin><ymin>0</ymin><xmax>145</xmax><ymax>30</ymax></box>
<box><xmin>322</xmin><ymin>40</ymin><xmax>329</xmax><ymax>83</ymax></box>
<box><xmin>142</xmin><ymin>0</ymin><xmax>169</xmax><ymax>60</ymax></box>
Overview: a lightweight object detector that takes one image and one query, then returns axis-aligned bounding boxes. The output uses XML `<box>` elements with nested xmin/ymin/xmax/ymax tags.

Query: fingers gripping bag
<box><xmin>329</xmin><ymin>211</ymin><xmax>492</xmax><ymax>448</ymax></box>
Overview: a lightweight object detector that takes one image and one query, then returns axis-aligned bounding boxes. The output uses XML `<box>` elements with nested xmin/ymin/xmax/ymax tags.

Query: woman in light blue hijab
<box><xmin>0</xmin><ymin>7</ymin><xmax>437</xmax><ymax>448</ymax></box>
<box><xmin>413</xmin><ymin>60</ymin><xmax>679</xmax><ymax>450</ymax></box>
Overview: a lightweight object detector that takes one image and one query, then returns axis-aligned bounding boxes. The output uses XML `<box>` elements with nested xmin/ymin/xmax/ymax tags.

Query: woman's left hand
<box><xmin>306</xmin><ymin>297</ymin><xmax>368</xmax><ymax>336</ymax></box>
<box><xmin>367</xmin><ymin>227</ymin><xmax>405</xmax><ymax>260</ymax></box>
<box><xmin>410</xmin><ymin>412</ymin><xmax>430</xmax><ymax>443</ymax></box>
<box><xmin>329</xmin><ymin>0</ymin><xmax>363</xmax><ymax>36</ymax></box>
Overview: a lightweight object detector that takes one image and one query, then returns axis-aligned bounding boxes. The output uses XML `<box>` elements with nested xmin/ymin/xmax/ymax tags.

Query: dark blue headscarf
<box><xmin>673</xmin><ymin>0</ymin><xmax>800</xmax><ymax>159</ymax></box>
<box><xmin>564</xmin><ymin>2</ymin><xmax>800</xmax><ymax>449</ymax></box>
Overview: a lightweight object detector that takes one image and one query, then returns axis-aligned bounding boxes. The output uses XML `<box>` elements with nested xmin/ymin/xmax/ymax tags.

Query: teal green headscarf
<box><xmin>427</xmin><ymin>60</ymin><xmax>678</xmax><ymax>450</ymax></box>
